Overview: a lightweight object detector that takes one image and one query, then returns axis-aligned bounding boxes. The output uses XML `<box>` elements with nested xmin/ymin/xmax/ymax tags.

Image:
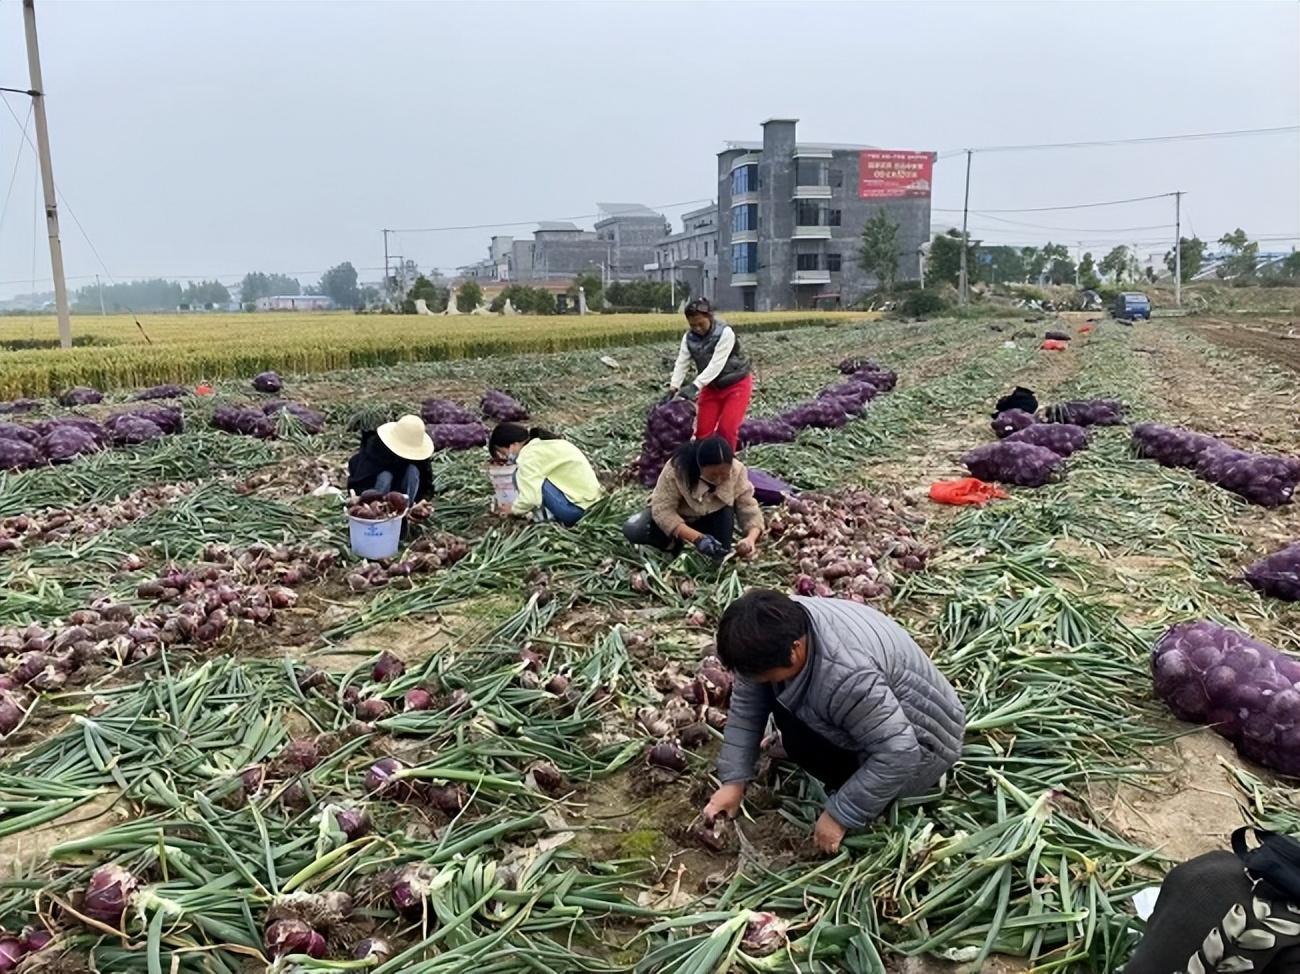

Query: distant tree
<box><xmin>1041</xmin><ymin>243</ymin><xmax>1075</xmax><ymax>285</ymax></box>
<box><xmin>571</xmin><ymin>272</ymin><xmax>603</xmax><ymax>309</ymax></box>
<box><xmin>1078</xmin><ymin>252</ymin><xmax>1101</xmax><ymax>290</ymax></box>
<box><xmin>1216</xmin><ymin>228</ymin><xmax>1259</xmax><ymax>279</ymax></box>
<box><xmin>407</xmin><ymin>275</ymin><xmax>448</xmax><ymax>313</ymax></box>
<box><xmin>979</xmin><ymin>246</ymin><xmax>1027</xmax><ymax>284</ymax></box>
<box><xmin>1163</xmin><ymin>236</ymin><xmax>1206</xmax><ymax>282</ymax></box>
<box><xmin>1144</xmin><ymin>266</ymin><xmax>1158</xmax><ymax>284</ymax></box>
<box><xmin>239</xmin><ymin>272</ymin><xmax>302</xmax><ymax>306</ymax></box>
<box><xmin>1276</xmin><ymin>251</ymin><xmax>1300</xmax><ymax>279</ymax></box>
<box><xmin>358</xmin><ymin>285</ymin><xmax>382</xmax><ymax>308</ymax></box>
<box><xmin>490</xmin><ymin>285</ymin><xmax>555</xmax><ymax>315</ymax></box>
<box><xmin>1021</xmin><ymin>246</ymin><xmax>1048</xmax><ymax>283</ymax></box>
<box><xmin>318</xmin><ymin>262</ymin><xmax>360</xmax><ymax>308</ymax></box>
<box><xmin>1100</xmin><ymin>246</ymin><xmax>1130</xmax><ymax>284</ymax></box>
<box><xmin>926</xmin><ymin>229</ymin><xmax>974</xmax><ymax>287</ymax></box>
<box><xmin>456</xmin><ymin>280</ymin><xmax>484</xmax><ymax>313</ymax></box>
<box><xmin>182</xmin><ymin>280</ymin><xmax>231</xmax><ymax>308</ymax></box>
<box><xmin>604</xmin><ymin>280</ymin><xmax>681</xmax><ymax>311</ymax></box>
<box><xmin>859</xmin><ymin>211</ymin><xmax>900</xmax><ymax>291</ymax></box>
<box><xmin>73</xmin><ymin>278</ymin><xmax>183</xmax><ymax>313</ymax></box>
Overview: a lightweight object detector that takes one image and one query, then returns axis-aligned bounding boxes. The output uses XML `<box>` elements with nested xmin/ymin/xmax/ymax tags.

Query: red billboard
<box><xmin>858</xmin><ymin>150</ymin><xmax>933</xmax><ymax>199</ymax></box>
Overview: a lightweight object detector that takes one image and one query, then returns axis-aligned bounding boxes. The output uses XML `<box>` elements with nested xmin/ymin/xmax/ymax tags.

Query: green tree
<box><xmin>73</xmin><ymin>278</ymin><xmax>184</xmax><ymax>313</ymax></box>
<box><xmin>1078</xmin><ymin>252</ymin><xmax>1101</xmax><ymax>290</ymax></box>
<box><xmin>1216</xmin><ymin>228</ymin><xmax>1259</xmax><ymax>279</ymax></box>
<box><xmin>182</xmin><ymin>280</ymin><xmax>231</xmax><ymax>308</ymax></box>
<box><xmin>1275</xmin><ymin>251</ymin><xmax>1300</xmax><ymax>279</ymax></box>
<box><xmin>926</xmin><ymin>229</ymin><xmax>974</xmax><ymax>287</ymax></box>
<box><xmin>1021</xmin><ymin>247</ymin><xmax>1047</xmax><ymax>283</ymax></box>
<box><xmin>859</xmin><ymin>211</ymin><xmax>900</xmax><ymax>291</ymax></box>
<box><xmin>571</xmin><ymin>272</ymin><xmax>603</xmax><ymax>310</ymax></box>
<box><xmin>1163</xmin><ymin>236</ymin><xmax>1206</xmax><ymax>282</ymax></box>
<box><xmin>978</xmin><ymin>246</ymin><xmax>1027</xmax><ymax>284</ymax></box>
<box><xmin>456</xmin><ymin>280</ymin><xmax>484</xmax><ymax>313</ymax></box>
<box><xmin>1040</xmin><ymin>243</ymin><xmax>1075</xmax><ymax>286</ymax></box>
<box><xmin>318</xmin><ymin>262</ymin><xmax>360</xmax><ymax>308</ymax></box>
<box><xmin>489</xmin><ymin>285</ymin><xmax>555</xmax><ymax>315</ymax></box>
<box><xmin>238</xmin><ymin>272</ymin><xmax>302</xmax><ymax>306</ymax></box>
<box><xmin>1099</xmin><ymin>246</ymin><xmax>1129</xmax><ymax>284</ymax></box>
<box><xmin>407</xmin><ymin>275</ymin><xmax>448</xmax><ymax>313</ymax></box>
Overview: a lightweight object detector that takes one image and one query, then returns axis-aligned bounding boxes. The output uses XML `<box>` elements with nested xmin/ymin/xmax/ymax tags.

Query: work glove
<box><xmin>694</xmin><ymin>534</ymin><xmax>728</xmax><ymax>561</ymax></box>
<box><xmin>675</xmin><ymin>384</ymin><xmax>699</xmax><ymax>402</ymax></box>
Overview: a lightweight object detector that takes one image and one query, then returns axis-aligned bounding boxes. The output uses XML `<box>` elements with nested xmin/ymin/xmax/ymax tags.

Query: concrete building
<box><xmin>255</xmin><ymin>294</ymin><xmax>334</xmax><ymax>312</ymax></box>
<box><xmin>594</xmin><ymin>203</ymin><xmax>670</xmax><ymax>282</ymax></box>
<box><xmin>645</xmin><ymin>204</ymin><xmax>719</xmax><ymax>304</ymax></box>
<box><xmin>716</xmin><ymin>119</ymin><xmax>933</xmax><ymax>311</ymax></box>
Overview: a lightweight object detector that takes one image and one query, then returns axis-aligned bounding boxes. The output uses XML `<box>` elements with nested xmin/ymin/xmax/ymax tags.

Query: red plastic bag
<box><xmin>929</xmin><ymin>477</ymin><xmax>1009</xmax><ymax>506</ymax></box>
<box><xmin>1041</xmin><ymin>339</ymin><xmax>1069</xmax><ymax>351</ymax></box>
<box><xmin>1078</xmin><ymin>325</ymin><xmax>1094</xmax><ymax>335</ymax></box>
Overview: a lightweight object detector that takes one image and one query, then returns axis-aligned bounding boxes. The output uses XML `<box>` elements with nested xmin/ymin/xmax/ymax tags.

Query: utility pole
<box><xmin>95</xmin><ymin>274</ymin><xmax>105</xmax><ymax>315</ymax></box>
<box><xmin>23</xmin><ymin>0</ymin><xmax>71</xmax><ymax>348</ymax></box>
<box><xmin>382</xmin><ymin>229</ymin><xmax>391</xmax><ymax>306</ymax></box>
<box><xmin>1173</xmin><ymin>191</ymin><xmax>1182</xmax><ymax>308</ymax></box>
<box><xmin>958</xmin><ymin>150</ymin><xmax>972</xmax><ymax>305</ymax></box>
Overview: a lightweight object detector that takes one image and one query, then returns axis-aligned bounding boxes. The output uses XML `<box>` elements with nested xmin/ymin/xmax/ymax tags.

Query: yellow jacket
<box><xmin>513</xmin><ymin>439</ymin><xmax>603</xmax><ymax>515</ymax></box>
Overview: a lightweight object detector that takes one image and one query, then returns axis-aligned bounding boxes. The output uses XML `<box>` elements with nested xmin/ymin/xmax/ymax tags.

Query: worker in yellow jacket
<box><xmin>488</xmin><ymin>423</ymin><xmax>603</xmax><ymax>526</ymax></box>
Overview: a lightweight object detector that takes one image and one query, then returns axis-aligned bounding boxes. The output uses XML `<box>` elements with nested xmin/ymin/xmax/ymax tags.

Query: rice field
<box><xmin>0</xmin><ymin>314</ymin><xmax>1297</xmax><ymax>973</ymax></box>
<box><xmin>0</xmin><ymin>311</ymin><xmax>862</xmax><ymax>398</ymax></box>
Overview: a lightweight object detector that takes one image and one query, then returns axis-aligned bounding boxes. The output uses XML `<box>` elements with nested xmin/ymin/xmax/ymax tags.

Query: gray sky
<box><xmin>0</xmin><ymin>0</ymin><xmax>1296</xmax><ymax>298</ymax></box>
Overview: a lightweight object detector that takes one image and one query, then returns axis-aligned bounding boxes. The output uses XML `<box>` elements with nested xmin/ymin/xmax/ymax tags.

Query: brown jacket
<box><xmin>650</xmin><ymin>458</ymin><xmax>765</xmax><ymax>538</ymax></box>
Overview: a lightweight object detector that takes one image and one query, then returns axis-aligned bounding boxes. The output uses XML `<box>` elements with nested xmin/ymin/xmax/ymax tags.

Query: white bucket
<box><xmin>486</xmin><ymin>463</ymin><xmax>518</xmax><ymax>508</ymax></box>
<box><xmin>348</xmin><ymin>513</ymin><xmax>404</xmax><ymax>560</ymax></box>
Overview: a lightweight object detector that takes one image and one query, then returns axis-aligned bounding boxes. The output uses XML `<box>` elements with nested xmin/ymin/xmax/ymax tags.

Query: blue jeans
<box><xmin>374</xmin><ymin>465</ymin><xmax>420</xmax><ymax>500</ymax></box>
<box><xmin>540</xmin><ymin>479</ymin><xmax>586</xmax><ymax>526</ymax></box>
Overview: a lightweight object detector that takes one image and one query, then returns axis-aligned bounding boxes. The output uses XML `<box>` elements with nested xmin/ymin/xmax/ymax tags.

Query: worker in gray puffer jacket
<box><xmin>703</xmin><ymin>589</ymin><xmax>965</xmax><ymax>854</ymax></box>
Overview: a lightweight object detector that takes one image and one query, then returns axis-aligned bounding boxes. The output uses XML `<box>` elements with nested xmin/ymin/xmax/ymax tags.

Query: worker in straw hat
<box><xmin>347</xmin><ymin>414</ymin><xmax>435</xmax><ymax>502</ymax></box>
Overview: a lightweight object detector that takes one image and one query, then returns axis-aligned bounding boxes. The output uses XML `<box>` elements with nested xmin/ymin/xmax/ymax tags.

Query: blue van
<box><xmin>1114</xmin><ymin>292</ymin><xmax>1152</xmax><ymax>320</ymax></box>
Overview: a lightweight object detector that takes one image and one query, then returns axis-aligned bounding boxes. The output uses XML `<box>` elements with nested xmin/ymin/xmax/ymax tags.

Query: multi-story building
<box><xmin>644</xmin><ymin>204</ymin><xmax>719</xmax><ymax>304</ymax></box>
<box><xmin>594</xmin><ymin>204</ymin><xmax>670</xmax><ymax>282</ymax></box>
<box><xmin>716</xmin><ymin>118</ymin><xmax>933</xmax><ymax>311</ymax></box>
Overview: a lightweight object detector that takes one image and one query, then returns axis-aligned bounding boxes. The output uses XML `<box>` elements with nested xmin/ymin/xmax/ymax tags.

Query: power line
<box><xmin>388</xmin><ymin>198</ymin><xmax>711</xmax><ymax>234</ymax></box>
<box><xmin>938</xmin><ymin>124</ymin><xmax>1299</xmax><ymax>157</ymax></box>
<box><xmin>934</xmin><ymin>192</ymin><xmax>1178</xmax><ymax>214</ymax></box>
<box><xmin>962</xmin><ymin>213</ymin><xmax>1177</xmax><ymax>232</ymax></box>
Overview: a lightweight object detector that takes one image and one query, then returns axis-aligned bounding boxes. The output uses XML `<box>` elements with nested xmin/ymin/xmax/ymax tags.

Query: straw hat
<box><xmin>377</xmin><ymin>414</ymin><xmax>434</xmax><ymax>461</ymax></box>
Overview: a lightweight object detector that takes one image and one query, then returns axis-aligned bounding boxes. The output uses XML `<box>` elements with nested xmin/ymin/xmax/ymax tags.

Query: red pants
<box><xmin>695</xmin><ymin>373</ymin><xmax>753</xmax><ymax>450</ymax></box>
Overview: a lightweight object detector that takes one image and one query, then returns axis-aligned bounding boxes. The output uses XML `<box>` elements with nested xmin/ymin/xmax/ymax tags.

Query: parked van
<box><xmin>1114</xmin><ymin>292</ymin><xmax>1152</xmax><ymax>320</ymax></box>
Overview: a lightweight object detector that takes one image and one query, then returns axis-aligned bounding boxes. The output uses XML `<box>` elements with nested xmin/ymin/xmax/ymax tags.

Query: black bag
<box><xmin>1233</xmin><ymin>827</ymin><xmax>1300</xmax><ymax>901</ymax></box>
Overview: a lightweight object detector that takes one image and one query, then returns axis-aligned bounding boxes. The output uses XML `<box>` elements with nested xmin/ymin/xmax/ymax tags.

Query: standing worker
<box><xmin>488</xmin><ymin>423</ymin><xmax>603</xmax><ymax>526</ymax></box>
<box><xmin>346</xmin><ymin>414</ymin><xmax>435</xmax><ymax>503</ymax></box>
<box><xmin>701</xmin><ymin>589</ymin><xmax>965</xmax><ymax>854</ymax></box>
<box><xmin>669</xmin><ymin>298</ymin><xmax>753</xmax><ymax>450</ymax></box>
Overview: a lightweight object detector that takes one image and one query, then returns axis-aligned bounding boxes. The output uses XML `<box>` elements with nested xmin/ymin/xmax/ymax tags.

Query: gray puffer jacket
<box><xmin>715</xmin><ymin>596</ymin><xmax>965</xmax><ymax>828</ymax></box>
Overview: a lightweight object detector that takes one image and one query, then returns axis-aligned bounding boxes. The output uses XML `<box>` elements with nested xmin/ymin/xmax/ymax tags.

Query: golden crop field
<box><xmin>0</xmin><ymin>310</ymin><xmax>868</xmax><ymax>397</ymax></box>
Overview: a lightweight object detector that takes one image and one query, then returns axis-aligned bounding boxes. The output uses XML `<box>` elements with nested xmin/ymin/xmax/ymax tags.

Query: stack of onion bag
<box><xmin>1152</xmin><ymin>620</ymin><xmax>1300</xmax><ymax>776</ymax></box>
<box><xmin>1131</xmin><ymin>423</ymin><xmax>1300</xmax><ymax>507</ymax></box>
<box><xmin>1243</xmin><ymin>542</ymin><xmax>1300</xmax><ymax>602</ymax></box>
<box><xmin>961</xmin><ymin>441</ymin><xmax>1064</xmax><ymax>488</ymax></box>
<box><xmin>1044</xmin><ymin>398</ymin><xmax>1126</xmax><ymax>426</ymax></box>
<box><xmin>632</xmin><ymin>399</ymin><xmax>695</xmax><ymax>487</ymax></box>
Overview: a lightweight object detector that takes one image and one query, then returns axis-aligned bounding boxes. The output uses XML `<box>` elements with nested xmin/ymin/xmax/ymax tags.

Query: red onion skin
<box><xmin>82</xmin><ymin>864</ymin><xmax>139</xmax><ymax>926</ymax></box>
<box><xmin>0</xmin><ymin>937</ymin><xmax>24</xmax><ymax>971</ymax></box>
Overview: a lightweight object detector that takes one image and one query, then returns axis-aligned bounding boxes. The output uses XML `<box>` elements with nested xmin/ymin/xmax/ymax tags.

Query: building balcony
<box><xmin>791</xmin><ymin>270</ymin><xmax>831</xmax><ymax>285</ymax></box>
<box><xmin>730</xmin><ymin>230</ymin><xmax>758</xmax><ymax>245</ymax></box>
<box><xmin>793</xmin><ymin>185</ymin><xmax>832</xmax><ymax>200</ymax></box>
<box><xmin>792</xmin><ymin>225</ymin><xmax>832</xmax><ymax>240</ymax></box>
<box><xmin>643</xmin><ymin>262</ymin><xmax>661</xmax><ymax>272</ymax></box>
<box><xmin>732</xmin><ymin>273</ymin><xmax>758</xmax><ymax>286</ymax></box>
<box><xmin>729</xmin><ymin>152</ymin><xmax>761</xmax><ymax>171</ymax></box>
<box><xmin>730</xmin><ymin>191</ymin><xmax>759</xmax><ymax>207</ymax></box>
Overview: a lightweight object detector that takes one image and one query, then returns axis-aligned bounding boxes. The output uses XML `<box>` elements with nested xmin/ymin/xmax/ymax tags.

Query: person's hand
<box><xmin>694</xmin><ymin>534</ymin><xmax>727</xmax><ymax>561</ymax></box>
<box><xmin>735</xmin><ymin>537</ymin><xmax>757</xmax><ymax>559</ymax></box>
<box><xmin>813</xmin><ymin>810</ymin><xmax>847</xmax><ymax>855</ymax></box>
<box><xmin>497</xmin><ymin>501</ymin><xmax>513</xmax><ymax>516</ymax></box>
<box><xmin>702</xmin><ymin>782</ymin><xmax>745</xmax><ymax>824</ymax></box>
<box><xmin>675</xmin><ymin>384</ymin><xmax>699</xmax><ymax>402</ymax></box>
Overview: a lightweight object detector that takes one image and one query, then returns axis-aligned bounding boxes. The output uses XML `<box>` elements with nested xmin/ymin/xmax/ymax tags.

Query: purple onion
<box><xmin>355</xmin><ymin>697</ymin><xmax>393</xmax><ymax>722</ymax></box>
<box><xmin>331</xmin><ymin>805</ymin><xmax>369</xmax><ymax>839</ymax></box>
<box><xmin>1243</xmin><ymin>542</ymin><xmax>1300</xmax><ymax>602</ymax></box>
<box><xmin>264</xmin><ymin>919</ymin><xmax>326</xmax><ymax>958</ymax></box>
<box><xmin>391</xmin><ymin>864</ymin><xmax>436</xmax><ymax>915</ymax></box>
<box><xmin>633</xmin><ymin>398</ymin><xmax>695</xmax><ymax>487</ymax></box>
<box><xmin>252</xmin><ymin>371</ymin><xmax>284</xmax><ymax>394</ymax></box>
<box><xmin>426</xmin><ymin>422</ymin><xmax>488</xmax><ymax>450</ymax></box>
<box><xmin>372</xmin><ymin>651</ymin><xmax>405</xmax><ymax>683</ymax></box>
<box><xmin>59</xmin><ymin>386</ymin><xmax>103</xmax><ymax>407</ymax></box>
<box><xmin>480</xmin><ymin>389</ymin><xmax>528</xmax><ymax>422</ymax></box>
<box><xmin>82</xmin><ymin>864</ymin><xmax>139</xmax><ymax>926</ymax></box>
<box><xmin>0</xmin><ymin>937</ymin><xmax>24</xmax><ymax>971</ymax></box>
<box><xmin>742</xmin><ymin>912</ymin><xmax>788</xmax><ymax>956</ymax></box>
<box><xmin>40</xmin><ymin>426</ymin><xmax>100</xmax><ymax>462</ymax></box>
<box><xmin>363</xmin><ymin>757</ymin><xmax>403</xmax><ymax>794</ymax></box>
<box><xmin>19</xmin><ymin>928</ymin><xmax>51</xmax><ymax>953</ymax></box>
<box><xmin>0</xmin><ymin>439</ymin><xmax>42</xmax><ymax>471</ymax></box>
<box><xmin>280</xmin><ymin>739</ymin><xmax>320</xmax><ymax>771</ymax></box>
<box><xmin>421</xmin><ymin>399</ymin><xmax>477</xmax><ymax>425</ymax></box>
<box><xmin>0</xmin><ymin>423</ymin><xmax>39</xmax><ymax>444</ymax></box>
<box><xmin>403</xmin><ymin>688</ymin><xmax>433</xmax><ymax>711</ymax></box>
<box><xmin>134</xmin><ymin>384</ymin><xmax>188</xmax><ymax>401</ymax></box>
<box><xmin>352</xmin><ymin>938</ymin><xmax>393</xmax><ymax>962</ymax></box>
<box><xmin>647</xmin><ymin>741</ymin><xmax>688</xmax><ymax>772</ymax></box>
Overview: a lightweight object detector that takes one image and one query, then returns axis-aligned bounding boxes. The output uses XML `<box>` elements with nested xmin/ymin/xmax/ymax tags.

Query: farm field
<box><xmin>0</xmin><ymin>313</ymin><xmax>1297</xmax><ymax>973</ymax></box>
<box><xmin>0</xmin><ymin>311</ymin><xmax>861</xmax><ymax>398</ymax></box>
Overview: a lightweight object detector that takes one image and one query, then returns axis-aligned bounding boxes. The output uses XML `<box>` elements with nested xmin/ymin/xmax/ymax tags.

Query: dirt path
<box><xmin>1183</xmin><ymin>313</ymin><xmax>1300</xmax><ymax>375</ymax></box>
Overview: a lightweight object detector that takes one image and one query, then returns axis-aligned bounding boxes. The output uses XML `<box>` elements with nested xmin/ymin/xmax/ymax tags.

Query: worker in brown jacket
<box><xmin>623</xmin><ymin>436</ymin><xmax>764</xmax><ymax>561</ymax></box>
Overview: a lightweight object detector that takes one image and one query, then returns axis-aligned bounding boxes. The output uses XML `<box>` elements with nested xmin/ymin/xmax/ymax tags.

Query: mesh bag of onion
<box><xmin>781</xmin><ymin>399</ymin><xmax>849</xmax><ymax>430</ymax></box>
<box><xmin>1045</xmin><ymin>398</ymin><xmax>1125</xmax><ymax>426</ymax></box>
<box><xmin>633</xmin><ymin>398</ymin><xmax>694</xmax><ymax>487</ymax></box>
<box><xmin>991</xmin><ymin>409</ymin><xmax>1038</xmax><ymax>439</ymax></box>
<box><xmin>420</xmin><ymin>398</ymin><xmax>477</xmax><ymax>425</ymax></box>
<box><xmin>480</xmin><ymin>389</ymin><xmax>528</xmax><ymax>422</ymax></box>
<box><xmin>1130</xmin><ymin>422</ymin><xmax>1219</xmax><ymax>469</ymax></box>
<box><xmin>426</xmin><ymin>422</ymin><xmax>488</xmax><ymax>450</ymax></box>
<box><xmin>961</xmin><ymin>440</ymin><xmax>1063</xmax><ymax>487</ymax></box>
<box><xmin>1152</xmin><ymin>620</ymin><xmax>1300</xmax><ymax>776</ymax></box>
<box><xmin>1005</xmin><ymin>422</ymin><xmax>1089</xmax><ymax>457</ymax></box>
<box><xmin>738</xmin><ymin>417</ymin><xmax>797</xmax><ymax>447</ymax></box>
<box><xmin>1195</xmin><ymin>446</ymin><xmax>1300</xmax><ymax>508</ymax></box>
<box><xmin>1243</xmin><ymin>542</ymin><xmax>1300</xmax><ymax>602</ymax></box>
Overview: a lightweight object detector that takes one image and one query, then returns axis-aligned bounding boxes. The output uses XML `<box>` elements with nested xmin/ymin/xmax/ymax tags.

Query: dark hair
<box><xmin>684</xmin><ymin>298</ymin><xmax>713</xmax><ymax>320</ymax></box>
<box><xmin>716</xmin><ymin>589</ymin><xmax>809</xmax><ymax>676</ymax></box>
<box><xmin>672</xmin><ymin>435</ymin><xmax>734</xmax><ymax>489</ymax></box>
<box><xmin>488</xmin><ymin>423</ymin><xmax>560</xmax><ymax>453</ymax></box>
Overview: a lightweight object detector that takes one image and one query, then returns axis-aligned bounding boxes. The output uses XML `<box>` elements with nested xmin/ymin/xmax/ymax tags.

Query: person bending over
<box><xmin>347</xmin><ymin>414</ymin><xmax>434</xmax><ymax>502</ymax></box>
<box><xmin>669</xmin><ymin>298</ymin><xmax>753</xmax><ymax>451</ymax></box>
<box><xmin>623</xmin><ymin>436</ymin><xmax>762</xmax><ymax>561</ymax></box>
<box><xmin>702</xmin><ymin>589</ymin><xmax>965</xmax><ymax>854</ymax></box>
<box><xmin>488</xmin><ymin>423</ymin><xmax>602</xmax><ymax>526</ymax></box>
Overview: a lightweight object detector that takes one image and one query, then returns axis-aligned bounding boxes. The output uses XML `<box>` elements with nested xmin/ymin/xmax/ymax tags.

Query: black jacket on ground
<box><xmin>346</xmin><ymin>431</ymin><xmax>434</xmax><ymax>500</ymax></box>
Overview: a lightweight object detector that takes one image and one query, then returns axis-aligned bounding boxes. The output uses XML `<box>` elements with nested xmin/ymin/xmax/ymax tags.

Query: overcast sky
<box><xmin>0</xmin><ymin>0</ymin><xmax>1296</xmax><ymax>298</ymax></box>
